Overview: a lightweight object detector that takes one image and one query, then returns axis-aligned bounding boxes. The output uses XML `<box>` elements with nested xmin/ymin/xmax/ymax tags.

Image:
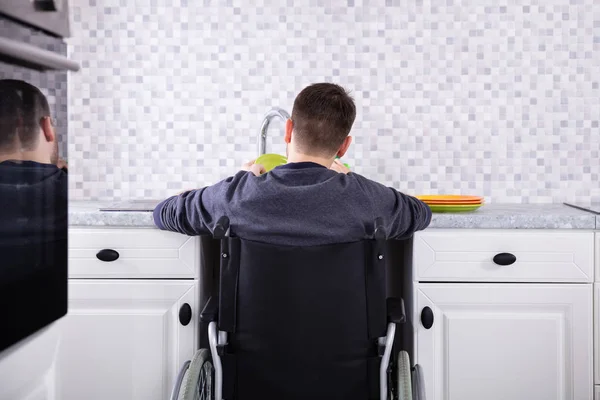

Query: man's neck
<box><xmin>286</xmin><ymin>152</ymin><xmax>334</xmax><ymax>168</ymax></box>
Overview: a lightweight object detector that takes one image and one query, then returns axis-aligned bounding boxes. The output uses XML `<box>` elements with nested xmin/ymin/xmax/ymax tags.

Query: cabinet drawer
<box><xmin>596</xmin><ymin>385</ymin><xmax>600</xmax><ymax>400</ymax></box>
<box><xmin>69</xmin><ymin>228</ymin><xmax>198</xmax><ymax>278</ymax></box>
<box><xmin>414</xmin><ymin>230</ymin><xmax>594</xmax><ymax>283</ymax></box>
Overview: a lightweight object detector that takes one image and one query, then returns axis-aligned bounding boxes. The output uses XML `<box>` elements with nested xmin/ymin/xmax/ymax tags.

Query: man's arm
<box><xmin>153</xmin><ymin>188</ymin><xmax>213</xmax><ymax>236</ymax></box>
<box><xmin>153</xmin><ymin>161</ymin><xmax>264</xmax><ymax>235</ymax></box>
<box><xmin>153</xmin><ymin>175</ymin><xmax>240</xmax><ymax>236</ymax></box>
<box><xmin>356</xmin><ymin>176</ymin><xmax>432</xmax><ymax>239</ymax></box>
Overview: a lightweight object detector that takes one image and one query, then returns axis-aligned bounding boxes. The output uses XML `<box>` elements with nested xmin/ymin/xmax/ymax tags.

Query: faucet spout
<box><xmin>259</xmin><ymin>107</ymin><xmax>290</xmax><ymax>156</ymax></box>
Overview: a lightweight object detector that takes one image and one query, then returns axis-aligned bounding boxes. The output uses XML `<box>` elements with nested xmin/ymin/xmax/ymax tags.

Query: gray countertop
<box><xmin>69</xmin><ymin>202</ymin><xmax>599</xmax><ymax>230</ymax></box>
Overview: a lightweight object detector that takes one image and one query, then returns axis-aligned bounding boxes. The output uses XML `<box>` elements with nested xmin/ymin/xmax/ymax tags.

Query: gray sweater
<box><xmin>154</xmin><ymin>162</ymin><xmax>431</xmax><ymax>246</ymax></box>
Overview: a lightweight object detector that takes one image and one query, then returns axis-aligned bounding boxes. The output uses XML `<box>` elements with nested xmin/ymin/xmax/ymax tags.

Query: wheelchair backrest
<box><xmin>217</xmin><ymin>237</ymin><xmax>388</xmax><ymax>348</ymax></box>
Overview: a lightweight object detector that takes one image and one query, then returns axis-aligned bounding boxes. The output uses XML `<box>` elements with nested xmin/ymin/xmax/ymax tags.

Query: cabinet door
<box><xmin>594</xmin><ymin>283</ymin><xmax>600</xmax><ymax>384</ymax></box>
<box><xmin>415</xmin><ymin>283</ymin><xmax>593</xmax><ymax>400</ymax></box>
<box><xmin>55</xmin><ymin>280</ymin><xmax>197</xmax><ymax>400</ymax></box>
<box><xmin>595</xmin><ymin>233</ymin><xmax>600</xmax><ymax>282</ymax></box>
<box><xmin>0</xmin><ymin>323</ymin><xmax>61</xmax><ymax>400</ymax></box>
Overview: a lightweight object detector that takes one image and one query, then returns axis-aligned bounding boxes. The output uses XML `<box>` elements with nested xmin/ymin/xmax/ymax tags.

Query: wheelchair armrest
<box><xmin>387</xmin><ymin>297</ymin><xmax>406</xmax><ymax>324</ymax></box>
<box><xmin>200</xmin><ymin>296</ymin><xmax>218</xmax><ymax>323</ymax></box>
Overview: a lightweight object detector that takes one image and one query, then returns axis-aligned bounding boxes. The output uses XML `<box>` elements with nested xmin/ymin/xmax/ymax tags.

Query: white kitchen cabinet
<box><xmin>595</xmin><ymin>385</ymin><xmax>600</xmax><ymax>400</ymax></box>
<box><xmin>415</xmin><ymin>283</ymin><xmax>593</xmax><ymax>400</ymax></box>
<box><xmin>596</xmin><ymin>284</ymin><xmax>600</xmax><ymax>385</ymax></box>
<box><xmin>596</xmin><ymin>232</ymin><xmax>600</xmax><ymax>282</ymax></box>
<box><xmin>413</xmin><ymin>230</ymin><xmax>594</xmax><ymax>283</ymax></box>
<box><xmin>0</xmin><ymin>323</ymin><xmax>61</xmax><ymax>400</ymax></box>
<box><xmin>68</xmin><ymin>228</ymin><xmax>199</xmax><ymax>279</ymax></box>
<box><xmin>55</xmin><ymin>280</ymin><xmax>197</xmax><ymax>400</ymax></box>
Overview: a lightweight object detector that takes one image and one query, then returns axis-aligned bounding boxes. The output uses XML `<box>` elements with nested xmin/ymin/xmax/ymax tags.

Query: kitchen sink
<box><xmin>99</xmin><ymin>200</ymin><xmax>161</xmax><ymax>212</ymax></box>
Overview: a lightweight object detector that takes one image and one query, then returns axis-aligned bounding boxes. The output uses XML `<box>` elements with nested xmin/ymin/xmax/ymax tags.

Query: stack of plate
<box><xmin>415</xmin><ymin>195</ymin><xmax>484</xmax><ymax>213</ymax></box>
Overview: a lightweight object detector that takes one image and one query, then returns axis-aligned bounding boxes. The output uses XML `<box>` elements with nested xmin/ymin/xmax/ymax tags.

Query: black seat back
<box><xmin>218</xmin><ymin>237</ymin><xmax>387</xmax><ymax>400</ymax></box>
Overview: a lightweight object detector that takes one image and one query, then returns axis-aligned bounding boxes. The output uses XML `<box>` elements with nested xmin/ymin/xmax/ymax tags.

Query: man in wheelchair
<box><xmin>155</xmin><ymin>83</ymin><xmax>431</xmax><ymax>400</ymax></box>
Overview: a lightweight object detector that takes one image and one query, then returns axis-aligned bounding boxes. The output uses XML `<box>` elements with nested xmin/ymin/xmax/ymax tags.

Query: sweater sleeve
<box><xmin>355</xmin><ymin>175</ymin><xmax>432</xmax><ymax>239</ymax></box>
<box><xmin>153</xmin><ymin>173</ymin><xmax>243</xmax><ymax>235</ymax></box>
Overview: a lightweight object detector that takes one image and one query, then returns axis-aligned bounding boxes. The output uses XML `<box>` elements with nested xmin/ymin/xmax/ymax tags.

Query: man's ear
<box><xmin>337</xmin><ymin>136</ymin><xmax>352</xmax><ymax>158</ymax></box>
<box><xmin>284</xmin><ymin>119</ymin><xmax>293</xmax><ymax>144</ymax></box>
<box><xmin>41</xmin><ymin>117</ymin><xmax>56</xmax><ymax>143</ymax></box>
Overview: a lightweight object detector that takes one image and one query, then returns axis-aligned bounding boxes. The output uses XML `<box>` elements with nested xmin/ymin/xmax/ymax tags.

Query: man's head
<box><xmin>0</xmin><ymin>79</ymin><xmax>58</xmax><ymax>164</ymax></box>
<box><xmin>285</xmin><ymin>83</ymin><xmax>356</xmax><ymax>162</ymax></box>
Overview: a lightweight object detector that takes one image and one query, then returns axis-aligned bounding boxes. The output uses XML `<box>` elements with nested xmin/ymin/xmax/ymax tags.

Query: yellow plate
<box><xmin>416</xmin><ymin>195</ymin><xmax>484</xmax><ymax>202</ymax></box>
<box><xmin>427</xmin><ymin>204</ymin><xmax>483</xmax><ymax>213</ymax></box>
<box><xmin>422</xmin><ymin>200</ymin><xmax>483</xmax><ymax>205</ymax></box>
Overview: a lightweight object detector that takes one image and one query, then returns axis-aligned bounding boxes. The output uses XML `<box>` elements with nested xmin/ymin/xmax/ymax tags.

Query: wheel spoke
<box><xmin>198</xmin><ymin>361</ymin><xmax>214</xmax><ymax>400</ymax></box>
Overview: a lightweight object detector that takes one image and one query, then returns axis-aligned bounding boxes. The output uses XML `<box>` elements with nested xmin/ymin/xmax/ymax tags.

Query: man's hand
<box><xmin>330</xmin><ymin>159</ymin><xmax>350</xmax><ymax>174</ymax></box>
<box><xmin>57</xmin><ymin>158</ymin><xmax>68</xmax><ymax>170</ymax></box>
<box><xmin>241</xmin><ymin>159</ymin><xmax>266</xmax><ymax>176</ymax></box>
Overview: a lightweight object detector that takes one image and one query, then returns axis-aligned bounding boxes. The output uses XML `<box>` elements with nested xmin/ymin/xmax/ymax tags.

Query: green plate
<box><xmin>255</xmin><ymin>153</ymin><xmax>287</xmax><ymax>172</ymax></box>
<box><xmin>428</xmin><ymin>204</ymin><xmax>482</xmax><ymax>213</ymax></box>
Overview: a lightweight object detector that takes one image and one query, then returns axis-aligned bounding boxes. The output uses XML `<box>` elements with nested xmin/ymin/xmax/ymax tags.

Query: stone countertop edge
<box><xmin>68</xmin><ymin>202</ymin><xmax>598</xmax><ymax>230</ymax></box>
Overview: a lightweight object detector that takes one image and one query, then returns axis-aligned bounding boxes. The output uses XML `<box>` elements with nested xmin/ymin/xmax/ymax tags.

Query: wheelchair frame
<box><xmin>171</xmin><ymin>216</ymin><xmax>425</xmax><ymax>400</ymax></box>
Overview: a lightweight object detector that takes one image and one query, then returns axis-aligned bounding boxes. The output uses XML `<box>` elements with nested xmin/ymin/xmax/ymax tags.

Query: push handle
<box><xmin>493</xmin><ymin>252</ymin><xmax>517</xmax><ymax>266</ymax></box>
<box><xmin>421</xmin><ymin>307</ymin><xmax>434</xmax><ymax>329</ymax></box>
<box><xmin>96</xmin><ymin>249</ymin><xmax>119</xmax><ymax>262</ymax></box>
<box><xmin>214</xmin><ymin>216</ymin><xmax>230</xmax><ymax>239</ymax></box>
<box><xmin>179</xmin><ymin>303</ymin><xmax>192</xmax><ymax>326</ymax></box>
<box><xmin>387</xmin><ymin>297</ymin><xmax>406</xmax><ymax>324</ymax></box>
<box><xmin>374</xmin><ymin>217</ymin><xmax>386</xmax><ymax>240</ymax></box>
<box><xmin>200</xmin><ymin>296</ymin><xmax>218</xmax><ymax>323</ymax></box>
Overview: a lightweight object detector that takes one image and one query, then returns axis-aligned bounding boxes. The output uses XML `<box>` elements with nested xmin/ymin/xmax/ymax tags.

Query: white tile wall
<box><xmin>67</xmin><ymin>0</ymin><xmax>600</xmax><ymax>202</ymax></box>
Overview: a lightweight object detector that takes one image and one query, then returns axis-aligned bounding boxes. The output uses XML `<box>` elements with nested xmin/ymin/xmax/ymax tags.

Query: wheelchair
<box><xmin>170</xmin><ymin>216</ymin><xmax>425</xmax><ymax>400</ymax></box>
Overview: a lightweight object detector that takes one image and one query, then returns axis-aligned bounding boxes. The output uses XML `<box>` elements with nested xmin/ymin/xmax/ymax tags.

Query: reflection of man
<box><xmin>0</xmin><ymin>80</ymin><xmax>67</xmax><ymax>360</ymax></box>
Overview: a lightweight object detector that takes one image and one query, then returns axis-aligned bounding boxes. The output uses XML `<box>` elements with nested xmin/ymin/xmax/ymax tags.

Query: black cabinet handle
<box><xmin>493</xmin><ymin>253</ymin><xmax>517</xmax><ymax>266</ymax></box>
<box><xmin>96</xmin><ymin>249</ymin><xmax>119</xmax><ymax>262</ymax></box>
<box><xmin>421</xmin><ymin>307</ymin><xmax>434</xmax><ymax>329</ymax></box>
<box><xmin>179</xmin><ymin>303</ymin><xmax>192</xmax><ymax>326</ymax></box>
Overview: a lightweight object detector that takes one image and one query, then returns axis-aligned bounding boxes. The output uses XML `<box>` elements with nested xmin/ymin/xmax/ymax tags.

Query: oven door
<box><xmin>0</xmin><ymin>238</ymin><xmax>67</xmax><ymax>354</ymax></box>
<box><xmin>0</xmin><ymin>0</ymin><xmax>70</xmax><ymax>37</ymax></box>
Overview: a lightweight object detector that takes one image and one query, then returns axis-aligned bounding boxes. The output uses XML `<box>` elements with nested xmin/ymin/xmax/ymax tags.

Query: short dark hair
<box><xmin>291</xmin><ymin>83</ymin><xmax>356</xmax><ymax>156</ymax></box>
<box><xmin>0</xmin><ymin>79</ymin><xmax>50</xmax><ymax>152</ymax></box>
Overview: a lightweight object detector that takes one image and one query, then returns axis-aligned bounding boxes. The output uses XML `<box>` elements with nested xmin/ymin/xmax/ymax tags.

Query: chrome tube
<box><xmin>258</xmin><ymin>107</ymin><xmax>290</xmax><ymax>156</ymax></box>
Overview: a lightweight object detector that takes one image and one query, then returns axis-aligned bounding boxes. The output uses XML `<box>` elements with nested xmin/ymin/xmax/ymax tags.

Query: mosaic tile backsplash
<box><xmin>67</xmin><ymin>0</ymin><xmax>600</xmax><ymax>203</ymax></box>
<box><xmin>0</xmin><ymin>17</ymin><xmax>68</xmax><ymax>158</ymax></box>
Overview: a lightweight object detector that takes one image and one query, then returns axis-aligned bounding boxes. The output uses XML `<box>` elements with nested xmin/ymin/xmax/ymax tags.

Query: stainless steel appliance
<box><xmin>0</xmin><ymin>0</ymin><xmax>79</xmax><ymax>71</ymax></box>
<box><xmin>0</xmin><ymin>0</ymin><xmax>70</xmax><ymax>37</ymax></box>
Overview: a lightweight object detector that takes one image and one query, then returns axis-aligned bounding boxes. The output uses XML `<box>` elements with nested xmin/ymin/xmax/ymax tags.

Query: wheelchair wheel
<box><xmin>412</xmin><ymin>364</ymin><xmax>426</xmax><ymax>400</ymax></box>
<box><xmin>396</xmin><ymin>350</ymin><xmax>412</xmax><ymax>400</ymax></box>
<box><xmin>178</xmin><ymin>349</ymin><xmax>214</xmax><ymax>400</ymax></box>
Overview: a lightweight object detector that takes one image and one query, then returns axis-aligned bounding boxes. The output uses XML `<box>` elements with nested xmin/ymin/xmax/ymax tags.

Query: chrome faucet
<box><xmin>258</xmin><ymin>107</ymin><xmax>290</xmax><ymax>156</ymax></box>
